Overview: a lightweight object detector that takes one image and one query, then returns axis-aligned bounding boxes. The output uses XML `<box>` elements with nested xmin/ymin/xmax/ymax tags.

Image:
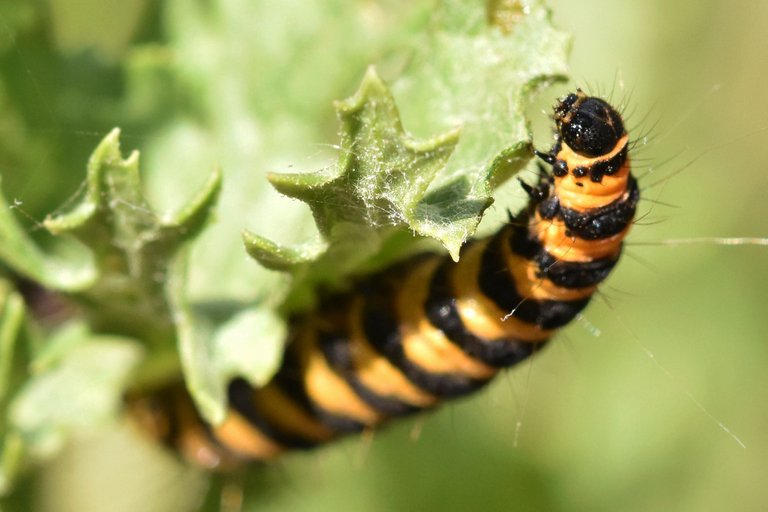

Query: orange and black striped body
<box><xmin>135</xmin><ymin>90</ymin><xmax>639</xmax><ymax>469</ymax></box>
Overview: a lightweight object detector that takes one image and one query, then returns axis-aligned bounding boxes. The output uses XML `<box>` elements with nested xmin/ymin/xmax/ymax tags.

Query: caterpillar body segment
<box><xmin>133</xmin><ymin>90</ymin><xmax>638</xmax><ymax>469</ymax></box>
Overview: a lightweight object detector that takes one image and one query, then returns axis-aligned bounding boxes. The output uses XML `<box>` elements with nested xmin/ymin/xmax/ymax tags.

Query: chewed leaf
<box><xmin>248</xmin><ymin>67</ymin><xmax>460</xmax><ymax>271</ymax></box>
<box><xmin>391</xmin><ymin>0</ymin><xmax>570</xmax><ymax>256</ymax></box>
<box><xmin>0</xmin><ymin>129</ymin><xmax>228</xmax><ymax>451</ymax></box>
<box><xmin>42</xmin><ymin>129</ymin><xmax>221</xmax><ymax>344</ymax></box>
<box><xmin>44</xmin><ymin>128</ymin><xmax>221</xmax><ymax>249</ymax></box>
<box><xmin>249</xmin><ymin>0</ymin><xmax>569</xmax><ymax>273</ymax></box>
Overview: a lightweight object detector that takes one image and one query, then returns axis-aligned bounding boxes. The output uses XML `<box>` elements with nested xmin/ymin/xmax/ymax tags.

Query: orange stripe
<box><xmin>297</xmin><ymin>328</ymin><xmax>383</xmax><ymax>426</ymax></box>
<box><xmin>556</xmin><ymin>134</ymin><xmax>628</xmax><ymax>170</ymax></box>
<box><xmin>397</xmin><ymin>257</ymin><xmax>497</xmax><ymax>379</ymax></box>
<box><xmin>533</xmin><ymin>213</ymin><xmax>629</xmax><ymax>262</ymax></box>
<box><xmin>347</xmin><ymin>298</ymin><xmax>438</xmax><ymax>407</ymax></box>
<box><xmin>252</xmin><ymin>383</ymin><xmax>336</xmax><ymax>442</ymax></box>
<box><xmin>213</xmin><ymin>409</ymin><xmax>284</xmax><ymax>460</ymax></box>
<box><xmin>555</xmin><ymin>136</ymin><xmax>630</xmax><ymax>211</ymax></box>
<box><xmin>452</xmin><ymin>240</ymin><xmax>551</xmax><ymax>342</ymax></box>
<box><xmin>500</xmin><ymin>230</ymin><xmax>595</xmax><ymax>301</ymax></box>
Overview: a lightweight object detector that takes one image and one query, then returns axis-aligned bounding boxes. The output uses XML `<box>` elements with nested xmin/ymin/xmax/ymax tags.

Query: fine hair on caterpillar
<box><xmin>129</xmin><ymin>89</ymin><xmax>639</xmax><ymax>470</ymax></box>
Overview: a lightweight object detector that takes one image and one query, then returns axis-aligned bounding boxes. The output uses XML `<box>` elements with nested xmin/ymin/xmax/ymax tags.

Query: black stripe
<box><xmin>360</xmin><ymin>293</ymin><xmax>492</xmax><ymax>398</ymax></box>
<box><xmin>536</xmin><ymin>175</ymin><xmax>638</xmax><ymax>241</ymax></box>
<box><xmin>227</xmin><ymin>378</ymin><xmax>318</xmax><ymax>450</ymax></box>
<box><xmin>478</xmin><ymin>231</ymin><xmax>591</xmax><ymax>329</ymax></box>
<box><xmin>588</xmin><ymin>143</ymin><xmax>628</xmax><ymax>181</ymax></box>
<box><xmin>508</xmin><ymin>227</ymin><xmax>620</xmax><ymax>289</ymax></box>
<box><xmin>424</xmin><ymin>259</ymin><xmax>546</xmax><ymax>367</ymax></box>
<box><xmin>537</xmin><ymin>251</ymin><xmax>618</xmax><ymax>288</ymax></box>
<box><xmin>556</xmin><ymin>176</ymin><xmax>639</xmax><ymax>240</ymax></box>
<box><xmin>318</xmin><ymin>329</ymin><xmax>424</xmax><ymax>417</ymax></box>
<box><xmin>566</xmin><ymin>142</ymin><xmax>628</xmax><ymax>183</ymax></box>
<box><xmin>271</xmin><ymin>346</ymin><xmax>366</xmax><ymax>434</ymax></box>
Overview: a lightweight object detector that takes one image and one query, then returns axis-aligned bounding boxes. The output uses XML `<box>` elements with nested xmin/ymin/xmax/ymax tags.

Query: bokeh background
<box><xmin>1</xmin><ymin>0</ymin><xmax>767</xmax><ymax>511</ymax></box>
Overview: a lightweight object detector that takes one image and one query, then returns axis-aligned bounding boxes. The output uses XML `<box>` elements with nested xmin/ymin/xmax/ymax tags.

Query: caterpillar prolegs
<box><xmin>132</xmin><ymin>90</ymin><xmax>639</xmax><ymax>469</ymax></box>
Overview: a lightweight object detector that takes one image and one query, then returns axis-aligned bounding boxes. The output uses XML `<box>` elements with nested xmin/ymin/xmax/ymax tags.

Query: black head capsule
<box><xmin>554</xmin><ymin>90</ymin><xmax>625</xmax><ymax>158</ymax></box>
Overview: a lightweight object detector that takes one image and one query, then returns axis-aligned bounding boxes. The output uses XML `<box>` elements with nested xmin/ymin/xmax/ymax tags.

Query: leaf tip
<box><xmin>166</xmin><ymin>166</ymin><xmax>223</xmax><ymax>238</ymax></box>
<box><xmin>334</xmin><ymin>65</ymin><xmax>388</xmax><ymax>114</ymax></box>
<box><xmin>90</xmin><ymin>128</ymin><xmax>124</xmax><ymax>166</ymax></box>
<box><xmin>243</xmin><ymin>230</ymin><xmax>324</xmax><ymax>271</ymax></box>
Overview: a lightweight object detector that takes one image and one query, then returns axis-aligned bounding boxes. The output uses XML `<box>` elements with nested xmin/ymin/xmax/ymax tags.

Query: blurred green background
<box><xmin>1</xmin><ymin>0</ymin><xmax>767</xmax><ymax>511</ymax></box>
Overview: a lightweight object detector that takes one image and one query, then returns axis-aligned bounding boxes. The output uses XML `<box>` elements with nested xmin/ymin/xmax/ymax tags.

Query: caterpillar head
<box><xmin>554</xmin><ymin>90</ymin><xmax>625</xmax><ymax>157</ymax></box>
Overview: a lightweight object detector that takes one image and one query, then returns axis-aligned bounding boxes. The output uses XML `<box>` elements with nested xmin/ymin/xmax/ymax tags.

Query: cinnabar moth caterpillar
<box><xmin>130</xmin><ymin>90</ymin><xmax>638</xmax><ymax>469</ymax></box>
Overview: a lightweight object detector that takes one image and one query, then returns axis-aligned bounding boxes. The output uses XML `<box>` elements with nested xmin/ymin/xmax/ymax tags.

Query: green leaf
<box><xmin>0</xmin><ymin>120</ymin><xmax>223</xmax><ymax>487</ymax></box>
<box><xmin>0</xmin><ymin>314</ymin><xmax>141</xmax><ymax>496</ymax></box>
<box><xmin>249</xmin><ymin>0</ymin><xmax>569</xmax><ymax>274</ymax></box>
<box><xmin>8</xmin><ymin>323</ymin><xmax>143</xmax><ymax>460</ymax></box>
<box><xmin>245</xmin><ymin>67</ymin><xmax>461</xmax><ymax>271</ymax></box>
<box><xmin>242</xmin><ymin>232</ymin><xmax>327</xmax><ymax>272</ymax></box>
<box><xmin>0</xmin><ymin>179</ymin><xmax>95</xmax><ymax>292</ymax></box>
<box><xmin>43</xmin><ymin>128</ymin><xmax>222</xmax><ymax>344</ymax></box>
<box><xmin>118</xmin><ymin>1</ymin><xmax>440</xmax><ymax>421</ymax></box>
<box><xmin>237</xmin><ymin>0</ymin><xmax>570</xmax><ymax>397</ymax></box>
<box><xmin>136</xmin><ymin>0</ymin><xmax>435</xmax><ymax>303</ymax></box>
<box><xmin>170</xmin><ymin>271</ymin><xmax>286</xmax><ymax>423</ymax></box>
<box><xmin>0</xmin><ymin>281</ymin><xmax>26</xmax><ymax>496</ymax></box>
<box><xmin>391</xmin><ymin>0</ymin><xmax>570</xmax><ymax>257</ymax></box>
<box><xmin>0</xmin><ymin>282</ymin><xmax>25</xmax><ymax>405</ymax></box>
<box><xmin>0</xmin><ymin>430</ymin><xmax>23</xmax><ymax>496</ymax></box>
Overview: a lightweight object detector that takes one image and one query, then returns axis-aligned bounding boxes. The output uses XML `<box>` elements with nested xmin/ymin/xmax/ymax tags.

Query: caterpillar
<box><xmin>130</xmin><ymin>90</ymin><xmax>639</xmax><ymax>469</ymax></box>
